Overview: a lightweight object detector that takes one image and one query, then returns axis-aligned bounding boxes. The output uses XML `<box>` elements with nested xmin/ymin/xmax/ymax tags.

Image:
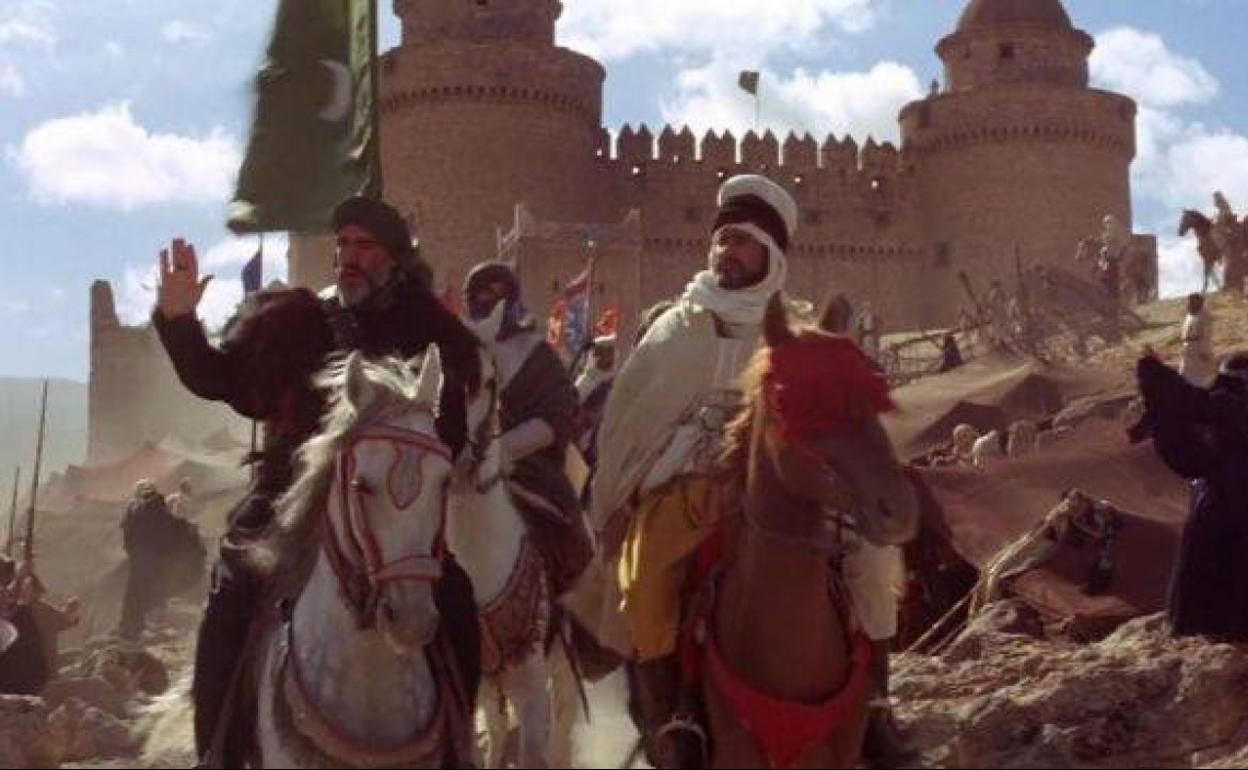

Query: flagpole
<box><xmin>24</xmin><ymin>381</ymin><xmax>49</xmax><ymax>565</ymax></box>
<box><xmin>369</xmin><ymin>0</ymin><xmax>383</xmax><ymax>198</ymax></box>
<box><xmin>5</xmin><ymin>467</ymin><xmax>19</xmax><ymax>558</ymax></box>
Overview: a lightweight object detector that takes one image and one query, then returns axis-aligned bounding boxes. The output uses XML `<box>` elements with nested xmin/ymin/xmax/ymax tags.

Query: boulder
<box><xmin>894</xmin><ymin>613</ymin><xmax>1248</xmax><ymax>768</ymax></box>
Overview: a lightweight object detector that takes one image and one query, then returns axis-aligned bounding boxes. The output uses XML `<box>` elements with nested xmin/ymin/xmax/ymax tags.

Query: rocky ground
<box><xmin>894</xmin><ymin>602</ymin><xmax>1248</xmax><ymax>769</ymax></box>
<box><xmin>0</xmin><ymin>600</ymin><xmax>199</xmax><ymax>769</ymax></box>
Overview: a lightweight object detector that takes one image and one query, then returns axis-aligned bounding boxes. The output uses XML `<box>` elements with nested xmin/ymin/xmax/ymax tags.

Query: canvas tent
<box><xmin>905</xmin><ymin>418</ymin><xmax>1188</xmax><ymax>644</ymax></box>
<box><xmin>884</xmin><ymin>352</ymin><xmax>1125</xmax><ymax>459</ymax></box>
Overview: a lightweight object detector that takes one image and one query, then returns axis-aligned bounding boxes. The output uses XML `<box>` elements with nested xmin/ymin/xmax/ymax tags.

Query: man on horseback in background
<box><xmin>587</xmin><ymin>174</ymin><xmax>800</xmax><ymax>768</ymax></box>
<box><xmin>461</xmin><ymin>263</ymin><xmax>595</xmax><ymax>599</ymax></box>
<box><xmin>152</xmin><ymin>196</ymin><xmax>482</xmax><ymax>767</ymax></box>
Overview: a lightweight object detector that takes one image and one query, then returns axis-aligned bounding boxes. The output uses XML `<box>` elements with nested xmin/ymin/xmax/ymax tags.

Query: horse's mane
<box><xmin>720</xmin><ymin>329</ymin><xmax>893</xmax><ymax>479</ymax></box>
<box><xmin>249</xmin><ymin>356</ymin><xmax>430</xmax><ymax>582</ymax></box>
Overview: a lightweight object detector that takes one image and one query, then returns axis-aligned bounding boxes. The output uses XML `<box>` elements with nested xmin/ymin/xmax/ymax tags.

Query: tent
<box><xmin>39</xmin><ymin>441</ymin><xmax>247</xmax><ymax>513</ymax></box>
<box><xmin>903</xmin><ymin>417</ymin><xmax>1187</xmax><ymax>645</ymax></box>
<box><xmin>885</xmin><ymin>351</ymin><xmax>1126</xmax><ymax>459</ymax></box>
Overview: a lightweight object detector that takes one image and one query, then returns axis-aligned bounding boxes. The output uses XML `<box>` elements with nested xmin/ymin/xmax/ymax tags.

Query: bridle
<box><xmin>741</xmin><ymin>403</ymin><xmax>864</xmax><ymax>560</ymax></box>
<box><xmin>321</xmin><ymin>420</ymin><xmax>454</xmax><ymax>629</ymax></box>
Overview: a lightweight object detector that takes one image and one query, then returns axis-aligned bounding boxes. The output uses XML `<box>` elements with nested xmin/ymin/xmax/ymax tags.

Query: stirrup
<box><xmin>657</xmin><ymin>714</ymin><xmax>708</xmax><ymax>767</ymax></box>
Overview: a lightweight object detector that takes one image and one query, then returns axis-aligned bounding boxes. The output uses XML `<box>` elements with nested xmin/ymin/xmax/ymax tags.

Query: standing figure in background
<box><xmin>119</xmin><ymin>480</ymin><xmax>177</xmax><ymax>641</ymax></box>
<box><xmin>1098</xmin><ymin>215</ymin><xmax>1129</xmax><ymax>307</ymax></box>
<box><xmin>825</xmin><ymin>293</ymin><xmax>855</xmax><ymax>335</ymax></box>
<box><xmin>167</xmin><ymin>478</ymin><xmax>197</xmax><ymax>520</ymax></box>
<box><xmin>1137</xmin><ymin>352</ymin><xmax>1248</xmax><ymax>642</ymax></box>
<box><xmin>1212</xmin><ymin>192</ymin><xmax>1246</xmax><ymax>294</ymax></box>
<box><xmin>856</xmin><ymin>302</ymin><xmax>883</xmax><ymax>360</ymax></box>
<box><xmin>1180</xmin><ymin>293</ymin><xmax>1217</xmax><ymax>387</ymax></box>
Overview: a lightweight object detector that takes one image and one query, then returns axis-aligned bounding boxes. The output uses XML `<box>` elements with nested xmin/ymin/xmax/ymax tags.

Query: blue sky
<box><xmin>1</xmin><ymin>0</ymin><xmax>1246</xmax><ymax>381</ymax></box>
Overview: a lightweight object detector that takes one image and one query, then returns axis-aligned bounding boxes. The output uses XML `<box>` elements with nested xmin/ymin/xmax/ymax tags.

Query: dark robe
<box><xmin>119</xmin><ymin>494</ymin><xmax>182</xmax><ymax>640</ymax></box>
<box><xmin>1137</xmin><ymin>357</ymin><xmax>1248</xmax><ymax>641</ymax></box>
<box><xmin>153</xmin><ymin>278</ymin><xmax>483</xmax><ymax>764</ymax></box>
<box><xmin>0</xmin><ymin>605</ymin><xmax>47</xmax><ymax>695</ymax></box>
<box><xmin>502</xmin><ymin>340</ymin><xmax>593</xmax><ymax>595</ymax></box>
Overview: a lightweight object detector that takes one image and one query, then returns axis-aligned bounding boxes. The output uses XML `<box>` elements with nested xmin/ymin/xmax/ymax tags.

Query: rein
<box><xmin>463</xmin><ymin>377</ymin><xmax>505</xmax><ymax>494</ymax></box>
<box><xmin>322</xmin><ymin>422</ymin><xmax>453</xmax><ymax>629</ymax></box>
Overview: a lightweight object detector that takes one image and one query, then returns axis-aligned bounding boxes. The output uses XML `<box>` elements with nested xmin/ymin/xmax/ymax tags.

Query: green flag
<box><xmin>228</xmin><ymin>0</ymin><xmax>381</xmax><ymax>234</ymax></box>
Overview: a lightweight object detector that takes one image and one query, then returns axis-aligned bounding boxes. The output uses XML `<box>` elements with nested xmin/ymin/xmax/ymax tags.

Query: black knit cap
<box><xmin>333</xmin><ymin>196</ymin><xmax>417</xmax><ymax>265</ymax></box>
<box><xmin>712</xmin><ymin>194</ymin><xmax>790</xmax><ymax>253</ymax></box>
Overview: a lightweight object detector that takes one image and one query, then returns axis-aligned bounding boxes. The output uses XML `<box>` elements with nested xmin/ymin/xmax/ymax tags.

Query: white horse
<box><xmin>448</xmin><ymin>304</ymin><xmax>582</xmax><ymax>768</ymax></box>
<box><xmin>251</xmin><ymin>348</ymin><xmax>472</xmax><ymax>768</ymax></box>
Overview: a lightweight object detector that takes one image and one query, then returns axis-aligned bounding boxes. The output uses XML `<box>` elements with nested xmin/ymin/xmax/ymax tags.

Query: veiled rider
<box><xmin>462</xmin><ymin>263</ymin><xmax>595</xmax><ymax>598</ymax></box>
<box><xmin>153</xmin><ymin>197</ymin><xmax>482</xmax><ymax>767</ymax></box>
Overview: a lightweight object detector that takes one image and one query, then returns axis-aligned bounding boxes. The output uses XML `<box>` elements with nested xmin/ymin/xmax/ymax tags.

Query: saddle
<box><xmin>505</xmin><ymin>479</ymin><xmax>595</xmax><ymax>598</ymax></box>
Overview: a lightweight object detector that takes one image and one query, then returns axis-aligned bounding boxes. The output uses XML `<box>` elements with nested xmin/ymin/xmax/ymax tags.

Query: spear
<box><xmin>23</xmin><ymin>381</ymin><xmax>49</xmax><ymax>565</ymax></box>
<box><xmin>5</xmin><ymin>467</ymin><xmax>19</xmax><ymax>557</ymax></box>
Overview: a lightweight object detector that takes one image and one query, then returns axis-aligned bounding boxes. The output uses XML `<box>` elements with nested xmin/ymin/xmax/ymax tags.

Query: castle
<box><xmin>88</xmin><ymin>0</ymin><xmax>1147</xmax><ymax>462</ymax></box>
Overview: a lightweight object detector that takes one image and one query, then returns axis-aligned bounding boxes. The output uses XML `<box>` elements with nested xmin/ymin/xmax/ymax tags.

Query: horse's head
<box><xmin>1180</xmin><ymin>209</ymin><xmax>1207</xmax><ymax>236</ymax></box>
<box><xmin>738</xmin><ymin>295</ymin><xmax>919</xmax><ymax>546</ymax></box>
<box><xmin>327</xmin><ymin>349</ymin><xmax>453</xmax><ymax>654</ymax></box>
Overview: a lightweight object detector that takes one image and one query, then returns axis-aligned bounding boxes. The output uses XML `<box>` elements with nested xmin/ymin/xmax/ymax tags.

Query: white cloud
<box><xmin>10</xmin><ymin>102</ymin><xmax>240</xmax><ymax>210</ymax></box>
<box><xmin>0</xmin><ymin>1</ymin><xmax>57</xmax><ymax>51</ymax></box>
<box><xmin>161</xmin><ymin>20</ymin><xmax>210</xmax><ymax>45</ymax></box>
<box><xmin>103</xmin><ymin>41</ymin><xmax>125</xmax><ymax>59</ymax></box>
<box><xmin>1091</xmin><ymin>27</ymin><xmax>1218</xmax><ymax>109</ymax></box>
<box><xmin>661</xmin><ymin>59</ymin><xmax>921</xmax><ymax>144</ymax></box>
<box><xmin>0</xmin><ymin>61</ymin><xmax>25</xmax><ymax>97</ymax></box>
<box><xmin>559</xmin><ymin>0</ymin><xmax>882</xmax><ymax>62</ymax></box>
<box><xmin>1156</xmin><ymin>234</ymin><xmax>1208</xmax><ymax>298</ymax></box>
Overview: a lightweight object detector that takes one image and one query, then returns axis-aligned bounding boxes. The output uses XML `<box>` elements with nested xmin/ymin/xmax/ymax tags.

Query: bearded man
<box><xmin>153</xmin><ymin>196</ymin><xmax>482</xmax><ymax>767</ymax></box>
<box><xmin>584</xmin><ymin>174</ymin><xmax>799</xmax><ymax>767</ymax></box>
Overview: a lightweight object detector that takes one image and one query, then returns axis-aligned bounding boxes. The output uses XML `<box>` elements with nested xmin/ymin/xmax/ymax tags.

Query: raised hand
<box><xmin>157</xmin><ymin>238</ymin><xmax>213</xmax><ymax>319</ymax></box>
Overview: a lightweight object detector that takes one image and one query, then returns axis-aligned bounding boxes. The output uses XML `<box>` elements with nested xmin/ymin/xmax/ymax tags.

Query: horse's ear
<box><xmin>763</xmin><ymin>293</ymin><xmax>796</xmax><ymax>348</ymax></box>
<box><xmin>416</xmin><ymin>344</ymin><xmax>443</xmax><ymax>406</ymax></box>
<box><xmin>817</xmin><ymin>296</ymin><xmax>845</xmax><ymax>334</ymax></box>
<box><xmin>344</xmin><ymin>352</ymin><xmax>372</xmax><ymax>411</ymax></box>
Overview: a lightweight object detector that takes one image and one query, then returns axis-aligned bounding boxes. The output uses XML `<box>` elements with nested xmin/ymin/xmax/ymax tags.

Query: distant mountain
<box><xmin>0</xmin><ymin>378</ymin><xmax>88</xmax><ymax>500</ymax></box>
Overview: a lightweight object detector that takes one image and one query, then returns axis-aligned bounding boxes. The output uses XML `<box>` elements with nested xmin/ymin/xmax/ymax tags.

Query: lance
<box><xmin>5</xmin><ymin>467</ymin><xmax>19</xmax><ymax>557</ymax></box>
<box><xmin>23</xmin><ymin>380</ymin><xmax>49</xmax><ymax>565</ymax></box>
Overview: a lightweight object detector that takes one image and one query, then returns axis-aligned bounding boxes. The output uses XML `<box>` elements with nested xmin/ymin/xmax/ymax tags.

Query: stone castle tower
<box><xmin>88</xmin><ymin>0</ymin><xmax>1147</xmax><ymax>461</ymax></box>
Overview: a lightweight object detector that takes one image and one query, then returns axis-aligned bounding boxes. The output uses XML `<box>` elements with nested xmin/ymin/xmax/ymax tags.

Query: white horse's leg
<box><xmin>510</xmin><ymin>653</ymin><xmax>553</xmax><ymax>769</ymax></box>
<box><xmin>549</xmin><ymin>636</ymin><xmax>583</xmax><ymax>769</ymax></box>
<box><xmin>482</xmin><ymin>681</ymin><xmax>511</xmax><ymax>769</ymax></box>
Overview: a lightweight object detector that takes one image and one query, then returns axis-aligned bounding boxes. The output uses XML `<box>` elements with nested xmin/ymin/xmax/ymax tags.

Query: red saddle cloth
<box><xmin>683</xmin><ymin>531</ymin><xmax>873</xmax><ymax>769</ymax></box>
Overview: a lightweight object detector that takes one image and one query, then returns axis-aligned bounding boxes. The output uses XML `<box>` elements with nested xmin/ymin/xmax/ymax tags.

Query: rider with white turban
<box><xmin>573</xmin><ymin>174</ymin><xmax>799</xmax><ymax>768</ymax></box>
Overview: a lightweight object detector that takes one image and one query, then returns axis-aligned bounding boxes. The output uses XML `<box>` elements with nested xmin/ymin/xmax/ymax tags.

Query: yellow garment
<box><xmin>618</xmin><ymin>476</ymin><xmax>723</xmax><ymax>661</ymax></box>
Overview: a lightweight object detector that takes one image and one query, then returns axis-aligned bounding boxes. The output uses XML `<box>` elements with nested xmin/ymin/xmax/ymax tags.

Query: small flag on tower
<box><xmin>738</xmin><ymin>70</ymin><xmax>761</xmax><ymax>96</ymax></box>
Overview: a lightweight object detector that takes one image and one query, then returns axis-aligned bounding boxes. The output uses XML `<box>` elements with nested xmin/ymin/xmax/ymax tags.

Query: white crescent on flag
<box><xmin>318</xmin><ymin>59</ymin><xmax>353</xmax><ymax>123</ymax></box>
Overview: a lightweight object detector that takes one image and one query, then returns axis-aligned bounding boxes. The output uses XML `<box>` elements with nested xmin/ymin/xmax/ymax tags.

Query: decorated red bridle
<box><xmin>321</xmin><ymin>421</ymin><xmax>454</xmax><ymax>629</ymax></box>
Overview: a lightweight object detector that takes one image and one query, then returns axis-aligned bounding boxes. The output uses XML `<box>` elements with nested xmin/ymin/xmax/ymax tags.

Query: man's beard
<box><xmin>338</xmin><ymin>269</ymin><xmax>383</xmax><ymax>308</ymax></box>
<box><xmin>714</xmin><ymin>258</ymin><xmax>766</xmax><ymax>291</ymax></box>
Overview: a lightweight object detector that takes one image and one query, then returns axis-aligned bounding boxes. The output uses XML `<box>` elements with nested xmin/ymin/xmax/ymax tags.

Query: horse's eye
<box><xmin>352</xmin><ymin>477</ymin><xmax>374</xmax><ymax>496</ymax></box>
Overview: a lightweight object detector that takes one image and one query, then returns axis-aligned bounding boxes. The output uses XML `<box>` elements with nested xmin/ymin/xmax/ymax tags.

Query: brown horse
<box><xmin>701</xmin><ymin>296</ymin><xmax>920</xmax><ymax>769</ymax></box>
<box><xmin>1180</xmin><ymin>209</ymin><xmax>1223</xmax><ymax>293</ymax></box>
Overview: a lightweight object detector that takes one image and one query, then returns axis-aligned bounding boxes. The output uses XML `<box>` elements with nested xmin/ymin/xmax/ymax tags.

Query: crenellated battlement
<box><xmin>604</xmin><ymin>124</ymin><xmax>907</xmax><ymax>179</ymax></box>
